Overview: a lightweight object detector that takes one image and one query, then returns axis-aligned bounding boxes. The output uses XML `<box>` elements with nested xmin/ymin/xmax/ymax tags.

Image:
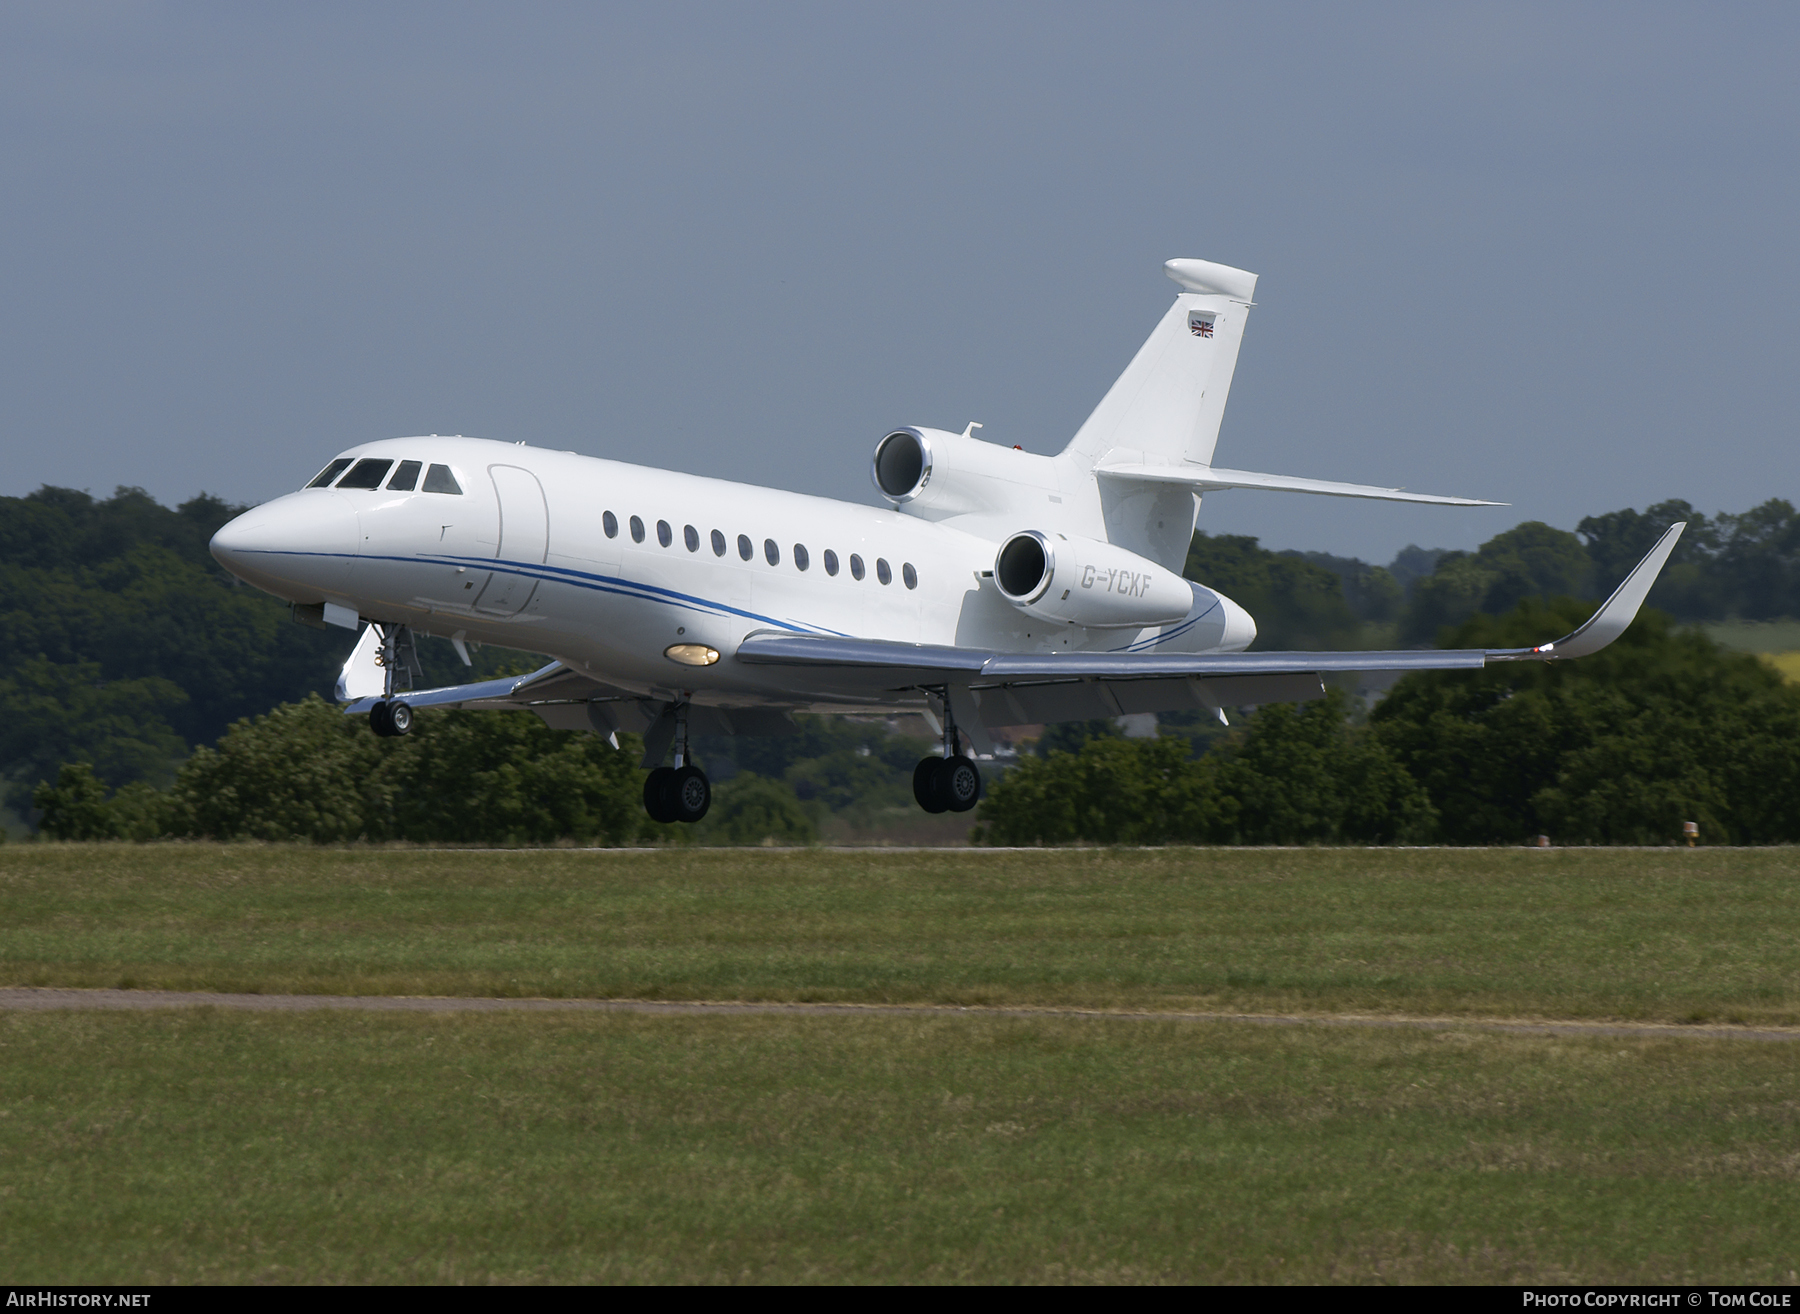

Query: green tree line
<box><xmin>1192</xmin><ymin>497</ymin><xmax>1800</xmax><ymax>650</ymax></box>
<box><xmin>7</xmin><ymin>483</ymin><xmax>1799</xmax><ymax>843</ymax></box>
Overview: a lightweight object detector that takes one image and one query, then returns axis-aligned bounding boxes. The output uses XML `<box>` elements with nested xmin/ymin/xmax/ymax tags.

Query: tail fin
<box><xmin>1062</xmin><ymin>258</ymin><xmax>1258</xmax><ymax>468</ymax></box>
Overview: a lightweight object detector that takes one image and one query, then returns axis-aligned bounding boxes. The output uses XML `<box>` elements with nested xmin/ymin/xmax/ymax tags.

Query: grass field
<box><xmin>4</xmin><ymin>1008</ymin><xmax>1800</xmax><ymax>1283</ymax></box>
<box><xmin>4</xmin><ymin>845</ymin><xmax>1799</xmax><ymax>1283</ymax></box>
<box><xmin>1703</xmin><ymin>619</ymin><xmax>1800</xmax><ymax>654</ymax></box>
<box><xmin>4</xmin><ymin>846</ymin><xmax>1799</xmax><ymax>1024</ymax></box>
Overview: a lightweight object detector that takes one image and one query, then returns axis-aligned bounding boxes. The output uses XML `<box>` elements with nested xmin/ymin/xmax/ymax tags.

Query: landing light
<box><xmin>664</xmin><ymin>643</ymin><xmax>720</xmax><ymax>667</ymax></box>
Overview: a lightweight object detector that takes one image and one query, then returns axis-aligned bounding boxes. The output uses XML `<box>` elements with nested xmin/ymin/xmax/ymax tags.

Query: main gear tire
<box><xmin>670</xmin><ymin>765</ymin><xmax>711</xmax><ymax>824</ymax></box>
<box><xmin>369</xmin><ymin>701</ymin><xmax>393</xmax><ymax>737</ymax></box>
<box><xmin>387</xmin><ymin>700</ymin><xmax>414</xmax><ymax>736</ymax></box>
<box><xmin>942</xmin><ymin>755</ymin><xmax>981</xmax><ymax>813</ymax></box>
<box><xmin>913</xmin><ymin>757</ymin><xmax>948</xmax><ymax>814</ymax></box>
<box><xmin>643</xmin><ymin>766</ymin><xmax>679</xmax><ymax>823</ymax></box>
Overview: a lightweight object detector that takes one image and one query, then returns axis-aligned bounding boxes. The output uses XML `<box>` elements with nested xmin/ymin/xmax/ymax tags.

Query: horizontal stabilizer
<box><xmin>1096</xmin><ymin>460</ymin><xmax>1505</xmax><ymax>507</ymax></box>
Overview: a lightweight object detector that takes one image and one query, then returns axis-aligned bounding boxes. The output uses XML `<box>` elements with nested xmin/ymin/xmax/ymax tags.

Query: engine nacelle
<box><xmin>871</xmin><ymin>426</ymin><xmax>1059</xmax><ymax>520</ymax></box>
<box><xmin>994</xmin><ymin>531</ymin><xmax>1193</xmax><ymax>629</ymax></box>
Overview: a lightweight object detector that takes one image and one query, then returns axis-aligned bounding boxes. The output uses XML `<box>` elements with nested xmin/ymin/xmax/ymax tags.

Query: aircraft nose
<box><xmin>210</xmin><ymin>492</ymin><xmax>360</xmax><ymax>597</ymax></box>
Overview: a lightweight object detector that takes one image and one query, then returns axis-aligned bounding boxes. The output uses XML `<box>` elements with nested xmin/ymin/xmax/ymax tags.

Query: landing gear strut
<box><xmin>913</xmin><ymin>690</ymin><xmax>980</xmax><ymax>814</ymax></box>
<box><xmin>643</xmin><ymin>700</ymin><xmax>711</xmax><ymax>824</ymax></box>
<box><xmin>369</xmin><ymin>623</ymin><xmax>422</xmax><ymax>738</ymax></box>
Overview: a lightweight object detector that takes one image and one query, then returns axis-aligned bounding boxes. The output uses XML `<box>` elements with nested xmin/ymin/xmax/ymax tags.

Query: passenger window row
<box><xmin>602</xmin><ymin>511</ymin><xmax>918</xmax><ymax>589</ymax></box>
<box><xmin>307</xmin><ymin>458</ymin><xmax>462</xmax><ymax>495</ymax></box>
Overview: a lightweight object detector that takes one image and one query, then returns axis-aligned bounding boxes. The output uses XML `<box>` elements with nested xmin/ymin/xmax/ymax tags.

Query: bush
<box><xmin>63</xmin><ymin>695</ymin><xmax>660</xmax><ymax>845</ymax></box>
<box><xmin>977</xmin><ymin>689</ymin><xmax>1430</xmax><ymax>846</ymax></box>
<box><xmin>695</xmin><ymin>773</ymin><xmax>818</xmax><ymax>846</ymax></box>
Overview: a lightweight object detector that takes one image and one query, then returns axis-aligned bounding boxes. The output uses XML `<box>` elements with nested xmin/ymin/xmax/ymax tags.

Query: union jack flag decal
<box><xmin>1188</xmin><ymin>311</ymin><xmax>1215</xmax><ymax>338</ymax></box>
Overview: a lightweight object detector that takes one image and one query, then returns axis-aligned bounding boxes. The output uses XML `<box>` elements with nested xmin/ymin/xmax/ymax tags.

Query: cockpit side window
<box><xmin>306</xmin><ymin>458</ymin><xmax>353</xmax><ymax>489</ymax></box>
<box><xmin>422</xmin><ymin>464</ymin><xmax>463</xmax><ymax>494</ymax></box>
<box><xmin>387</xmin><ymin>460</ymin><xmax>422</xmax><ymax>491</ymax></box>
<box><xmin>337</xmin><ymin>458</ymin><xmax>394</xmax><ymax>490</ymax></box>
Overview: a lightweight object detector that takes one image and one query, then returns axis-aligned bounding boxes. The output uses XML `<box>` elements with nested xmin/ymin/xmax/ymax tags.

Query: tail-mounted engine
<box><xmin>872</xmin><ymin>426</ymin><xmax>1059</xmax><ymax>521</ymax></box>
<box><xmin>994</xmin><ymin>530</ymin><xmax>1193</xmax><ymax>629</ymax></box>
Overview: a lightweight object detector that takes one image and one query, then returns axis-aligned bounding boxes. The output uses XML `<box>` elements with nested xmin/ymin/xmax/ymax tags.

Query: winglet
<box><xmin>1488</xmin><ymin>522</ymin><xmax>1686</xmax><ymax>662</ymax></box>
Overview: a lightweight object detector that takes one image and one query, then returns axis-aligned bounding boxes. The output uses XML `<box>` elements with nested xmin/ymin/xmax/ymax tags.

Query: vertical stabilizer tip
<box><xmin>1163</xmin><ymin>258</ymin><xmax>1258</xmax><ymax>301</ymax></box>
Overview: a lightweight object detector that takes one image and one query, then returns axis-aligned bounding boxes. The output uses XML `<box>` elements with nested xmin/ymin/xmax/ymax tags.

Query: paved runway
<box><xmin>4</xmin><ymin>986</ymin><xmax>1797</xmax><ymax>1042</ymax></box>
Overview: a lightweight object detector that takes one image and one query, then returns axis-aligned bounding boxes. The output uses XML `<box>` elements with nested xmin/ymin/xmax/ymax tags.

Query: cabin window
<box><xmin>903</xmin><ymin>562</ymin><xmax>918</xmax><ymax>590</ymax></box>
<box><xmin>876</xmin><ymin>558</ymin><xmax>892</xmax><ymax>585</ymax></box>
<box><xmin>737</xmin><ymin>534</ymin><xmax>753</xmax><ymax>561</ymax></box>
<box><xmin>307</xmin><ymin>458</ymin><xmax>353</xmax><ymax>488</ymax></box>
<box><xmin>764</xmin><ymin>539</ymin><xmax>780</xmax><ymax>566</ymax></box>
<box><xmin>849</xmin><ymin>553</ymin><xmax>865</xmax><ymax>581</ymax></box>
<box><xmin>423</xmin><ymin>464</ymin><xmax>463</xmax><ymax>494</ymax></box>
<box><xmin>793</xmin><ymin>544</ymin><xmax>809</xmax><ymax>571</ymax></box>
<box><xmin>630</xmin><ymin>516</ymin><xmax>645</xmax><ymax>543</ymax></box>
<box><xmin>603</xmin><ymin>511</ymin><xmax>618</xmax><ymax>538</ymax></box>
<box><xmin>823</xmin><ymin>549</ymin><xmax>839</xmax><ymax>576</ymax></box>
<box><xmin>711</xmin><ymin>529</ymin><xmax>727</xmax><ymax>557</ymax></box>
<box><xmin>684</xmin><ymin>525</ymin><xmax>699</xmax><ymax>552</ymax></box>
<box><xmin>657</xmin><ymin>520</ymin><xmax>673</xmax><ymax>548</ymax></box>
<box><xmin>386</xmin><ymin>460</ymin><xmax>422</xmax><ymax>491</ymax></box>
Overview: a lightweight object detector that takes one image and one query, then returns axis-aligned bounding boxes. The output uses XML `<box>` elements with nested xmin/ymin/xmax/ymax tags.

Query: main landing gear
<box><xmin>912</xmin><ymin>692</ymin><xmax>980</xmax><ymax>814</ymax></box>
<box><xmin>643</xmin><ymin>701</ymin><xmax>711</xmax><ymax>824</ymax></box>
<box><xmin>368</xmin><ymin>623</ymin><xmax>422</xmax><ymax>738</ymax></box>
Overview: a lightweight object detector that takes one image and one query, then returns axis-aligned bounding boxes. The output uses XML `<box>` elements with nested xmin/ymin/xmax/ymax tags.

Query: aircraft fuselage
<box><xmin>211</xmin><ymin>435</ymin><xmax>1253</xmax><ymax>712</ymax></box>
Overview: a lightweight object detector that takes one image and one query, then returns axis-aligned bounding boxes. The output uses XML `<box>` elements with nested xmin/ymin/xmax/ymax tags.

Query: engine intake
<box><xmin>873</xmin><ymin>429</ymin><xmax>931</xmax><ymax>501</ymax></box>
<box><xmin>993</xmin><ymin>531</ymin><xmax>1194</xmax><ymax>629</ymax></box>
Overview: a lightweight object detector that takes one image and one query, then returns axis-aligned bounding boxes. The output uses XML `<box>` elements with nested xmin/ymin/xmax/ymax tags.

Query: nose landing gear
<box><xmin>369</xmin><ymin>698</ymin><xmax>414</xmax><ymax>738</ymax></box>
<box><xmin>368</xmin><ymin>623</ymin><xmax>422</xmax><ymax>738</ymax></box>
<box><xmin>912</xmin><ymin>690</ymin><xmax>980</xmax><ymax>814</ymax></box>
<box><xmin>643</xmin><ymin>700</ymin><xmax>711</xmax><ymax>824</ymax></box>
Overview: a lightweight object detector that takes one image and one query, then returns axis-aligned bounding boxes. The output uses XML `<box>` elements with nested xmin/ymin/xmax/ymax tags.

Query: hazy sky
<box><xmin>3</xmin><ymin>3</ymin><xmax>1795</xmax><ymax>562</ymax></box>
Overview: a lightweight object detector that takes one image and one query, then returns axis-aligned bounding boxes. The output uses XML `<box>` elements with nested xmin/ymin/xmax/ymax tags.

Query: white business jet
<box><xmin>210</xmin><ymin>257</ymin><xmax>1685</xmax><ymax>825</ymax></box>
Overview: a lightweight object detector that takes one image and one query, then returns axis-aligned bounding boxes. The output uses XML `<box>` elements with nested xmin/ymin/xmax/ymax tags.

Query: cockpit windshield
<box><xmin>337</xmin><ymin>458</ymin><xmax>394</xmax><ymax>490</ymax></box>
<box><xmin>306</xmin><ymin>458</ymin><xmax>353</xmax><ymax>488</ymax></box>
<box><xmin>305</xmin><ymin>455</ymin><xmax>462</xmax><ymax>494</ymax></box>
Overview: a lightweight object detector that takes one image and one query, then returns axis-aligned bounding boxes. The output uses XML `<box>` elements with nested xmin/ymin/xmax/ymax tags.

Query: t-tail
<box><xmin>1063</xmin><ymin>257</ymin><xmax>1502</xmax><ymax>571</ymax></box>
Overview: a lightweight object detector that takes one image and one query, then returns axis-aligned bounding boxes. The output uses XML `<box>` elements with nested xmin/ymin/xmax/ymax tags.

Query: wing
<box><xmin>340</xmin><ymin>524</ymin><xmax>1683</xmax><ymax>737</ymax></box>
<box><xmin>736</xmin><ymin>523</ymin><xmax>1688</xmax><ymax>726</ymax></box>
